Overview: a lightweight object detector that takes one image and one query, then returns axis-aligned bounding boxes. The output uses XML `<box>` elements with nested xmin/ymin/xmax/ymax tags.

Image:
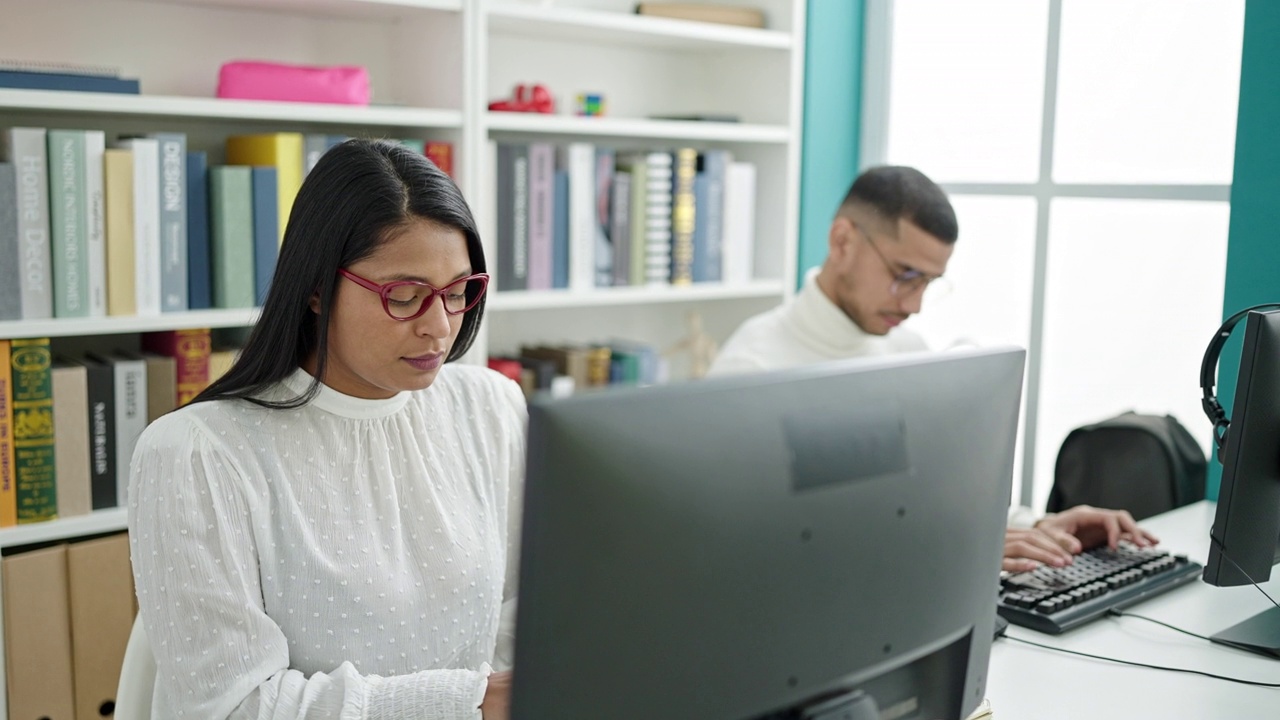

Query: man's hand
<box><xmin>1003</xmin><ymin>527</ymin><xmax>1077</xmax><ymax>572</ymax></box>
<box><xmin>481</xmin><ymin>671</ymin><xmax>511</xmax><ymax>720</ymax></box>
<box><xmin>1036</xmin><ymin>505</ymin><xmax>1158</xmax><ymax>552</ymax></box>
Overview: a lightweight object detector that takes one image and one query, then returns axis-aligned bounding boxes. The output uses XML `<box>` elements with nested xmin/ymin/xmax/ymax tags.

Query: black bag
<box><xmin>1047</xmin><ymin>411</ymin><xmax>1207</xmax><ymax>521</ymax></box>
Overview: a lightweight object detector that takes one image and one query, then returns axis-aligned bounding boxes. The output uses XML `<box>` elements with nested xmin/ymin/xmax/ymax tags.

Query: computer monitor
<box><xmin>510</xmin><ymin>346</ymin><xmax>1026</xmax><ymax>720</ymax></box>
<box><xmin>1204</xmin><ymin>308</ymin><xmax>1280</xmax><ymax>658</ymax></box>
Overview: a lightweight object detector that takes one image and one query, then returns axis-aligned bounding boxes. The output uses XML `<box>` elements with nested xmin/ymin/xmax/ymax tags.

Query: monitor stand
<box><xmin>1209</xmin><ymin>605</ymin><xmax>1280</xmax><ymax>660</ymax></box>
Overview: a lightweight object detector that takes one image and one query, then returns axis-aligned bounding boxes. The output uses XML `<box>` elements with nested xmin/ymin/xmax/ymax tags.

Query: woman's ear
<box><xmin>309</xmin><ymin>291</ymin><xmax>322</xmax><ymax>314</ymax></box>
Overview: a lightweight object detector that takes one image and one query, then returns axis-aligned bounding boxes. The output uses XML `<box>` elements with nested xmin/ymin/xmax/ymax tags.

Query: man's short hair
<box><xmin>841</xmin><ymin>166</ymin><xmax>958</xmax><ymax>245</ymax></box>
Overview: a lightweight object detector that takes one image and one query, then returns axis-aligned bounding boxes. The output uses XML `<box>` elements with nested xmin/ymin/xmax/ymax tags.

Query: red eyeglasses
<box><xmin>337</xmin><ymin>268</ymin><xmax>489</xmax><ymax>321</ymax></box>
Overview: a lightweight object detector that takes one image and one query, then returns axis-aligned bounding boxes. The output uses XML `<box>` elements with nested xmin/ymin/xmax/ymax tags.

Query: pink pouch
<box><xmin>217</xmin><ymin>60</ymin><xmax>371</xmax><ymax>105</ymax></box>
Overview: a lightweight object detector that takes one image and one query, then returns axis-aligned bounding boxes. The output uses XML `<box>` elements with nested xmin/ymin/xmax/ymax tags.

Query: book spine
<box><xmin>6</xmin><ymin>127</ymin><xmax>53</xmax><ymax>319</ymax></box>
<box><xmin>565</xmin><ymin>142</ymin><xmax>596</xmax><ymax>292</ymax></box>
<box><xmin>627</xmin><ymin>157</ymin><xmax>647</xmax><ymax>287</ymax></box>
<box><xmin>670</xmin><ymin>147</ymin><xmax>698</xmax><ymax>285</ymax></box>
<box><xmin>691</xmin><ymin>172</ymin><xmax>711</xmax><ymax>283</ymax></box>
<box><xmin>81</xmin><ymin>358</ymin><xmax>117</xmax><ymax>510</ymax></box>
<box><xmin>155</xmin><ymin>133</ymin><xmax>189</xmax><ymax>312</ymax></box>
<box><xmin>644</xmin><ymin>152</ymin><xmax>674</xmax><ymax>286</ymax></box>
<box><xmin>48</xmin><ymin>129</ymin><xmax>89</xmax><ymax>318</ymax></box>
<box><xmin>103</xmin><ymin>148</ymin><xmax>136</xmax><ymax>315</ymax></box>
<box><xmin>186</xmin><ymin>151</ymin><xmax>212</xmax><ymax>310</ymax></box>
<box><xmin>0</xmin><ymin>162</ymin><xmax>19</xmax><ymax>319</ymax></box>
<box><xmin>611</xmin><ymin>170</ymin><xmax>631</xmax><ymax>287</ymax></box>
<box><xmin>124</xmin><ymin>138</ymin><xmax>162</xmax><ymax>316</ymax></box>
<box><xmin>208</xmin><ymin>166</ymin><xmax>256</xmax><ymax>308</ymax></box>
<box><xmin>723</xmin><ymin>161</ymin><xmax>757</xmax><ymax>284</ymax></box>
<box><xmin>526</xmin><ymin>142</ymin><xmax>555</xmax><ymax>291</ymax></box>
<box><xmin>495</xmin><ymin>143</ymin><xmax>527</xmax><ymax>292</ymax></box>
<box><xmin>51</xmin><ymin>364</ymin><xmax>90</xmax><ymax>519</ymax></box>
<box><xmin>593</xmin><ymin>148</ymin><xmax>616</xmax><ymax>287</ymax></box>
<box><xmin>173</xmin><ymin>329</ymin><xmax>211</xmax><ymax>405</ymax></box>
<box><xmin>0</xmin><ymin>71</ymin><xmax>140</xmax><ymax>94</ymax></box>
<box><xmin>10</xmin><ymin>337</ymin><xmax>56</xmax><ymax>523</ymax></box>
<box><xmin>251</xmin><ymin>166</ymin><xmax>279</xmax><ymax>305</ymax></box>
<box><xmin>551</xmin><ymin>169</ymin><xmax>569</xmax><ymax>290</ymax></box>
<box><xmin>698</xmin><ymin>150</ymin><xmax>729</xmax><ymax>284</ymax></box>
<box><xmin>0</xmin><ymin>340</ymin><xmax>15</xmax><ymax>526</ymax></box>
<box><xmin>225</xmin><ymin>133</ymin><xmax>303</xmax><ymax>245</ymax></box>
<box><xmin>83</xmin><ymin>130</ymin><xmax>106</xmax><ymax>316</ymax></box>
<box><xmin>303</xmin><ymin>133</ymin><xmax>329</xmax><ymax>176</ymax></box>
<box><xmin>426</xmin><ymin>141</ymin><xmax>454</xmax><ymax>179</ymax></box>
<box><xmin>111</xmin><ymin>356</ymin><xmax>147</xmax><ymax>507</ymax></box>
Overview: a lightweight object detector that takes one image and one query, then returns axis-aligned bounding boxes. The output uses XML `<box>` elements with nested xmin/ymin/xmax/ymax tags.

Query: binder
<box><xmin>68</xmin><ymin>533</ymin><xmax>136</xmax><ymax>720</ymax></box>
<box><xmin>2</xmin><ymin>544</ymin><xmax>75</xmax><ymax>719</ymax></box>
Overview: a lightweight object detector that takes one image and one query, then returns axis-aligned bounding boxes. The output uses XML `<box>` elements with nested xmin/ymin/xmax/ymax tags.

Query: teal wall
<box><xmin>797</xmin><ymin>0</ymin><xmax>865</xmax><ymax>288</ymax></box>
<box><xmin>1213</xmin><ymin>0</ymin><xmax>1280</xmax><ymax>499</ymax></box>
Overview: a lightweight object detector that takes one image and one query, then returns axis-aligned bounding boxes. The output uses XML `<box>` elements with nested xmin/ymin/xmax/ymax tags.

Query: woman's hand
<box><xmin>481</xmin><ymin>671</ymin><xmax>511</xmax><ymax>720</ymax></box>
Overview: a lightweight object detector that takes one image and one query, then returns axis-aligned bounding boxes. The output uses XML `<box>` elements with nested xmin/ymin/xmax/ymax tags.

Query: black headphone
<box><xmin>1199</xmin><ymin>303</ymin><xmax>1280</xmax><ymax>463</ymax></box>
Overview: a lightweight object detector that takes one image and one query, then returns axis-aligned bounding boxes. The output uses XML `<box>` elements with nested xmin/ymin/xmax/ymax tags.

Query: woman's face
<box><xmin>313</xmin><ymin>218</ymin><xmax>474</xmax><ymax>399</ymax></box>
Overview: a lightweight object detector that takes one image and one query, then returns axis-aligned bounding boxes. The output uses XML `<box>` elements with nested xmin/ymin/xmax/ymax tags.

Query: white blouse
<box><xmin>128</xmin><ymin>364</ymin><xmax>527</xmax><ymax>719</ymax></box>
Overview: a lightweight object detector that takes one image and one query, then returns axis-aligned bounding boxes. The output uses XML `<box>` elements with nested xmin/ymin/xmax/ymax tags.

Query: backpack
<box><xmin>1046</xmin><ymin>411</ymin><xmax>1207</xmax><ymax>521</ymax></box>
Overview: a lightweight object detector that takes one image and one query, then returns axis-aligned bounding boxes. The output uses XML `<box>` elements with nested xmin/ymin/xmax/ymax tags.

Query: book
<box><xmin>426</xmin><ymin>140</ymin><xmax>454</xmax><ymax>179</ymax></box>
<box><xmin>2</xmin><ymin>546</ymin><xmax>76</xmax><ymax>720</ymax></box>
<box><xmin>611</xmin><ymin>170</ymin><xmax>632</xmax><ymax>287</ymax></box>
<box><xmin>0</xmin><ymin>340</ymin><xmax>15</xmax><ymax>526</ymax></box>
<box><xmin>594</xmin><ymin>147</ymin><xmax>616</xmax><ymax>287</ymax></box>
<box><xmin>526</xmin><ymin>142</ymin><xmax>555</xmax><ymax>291</ymax></box>
<box><xmin>225</xmin><ymin>132</ymin><xmax>304</xmax><ymax>245</ymax></box>
<box><xmin>186</xmin><ymin>150</ymin><xmax>212</xmax><ymax>309</ymax></box>
<box><xmin>399</xmin><ymin>138</ymin><xmax>425</xmax><ymax>154</ymax></box>
<box><xmin>51</xmin><ymin>361</ymin><xmax>91</xmax><ymax>519</ymax></box>
<box><xmin>551</xmin><ymin>169</ymin><xmax>570</xmax><ymax>290</ymax></box>
<box><xmin>693</xmin><ymin>149</ymin><xmax>730</xmax><ymax>283</ymax></box>
<box><xmin>153</xmin><ymin>132</ymin><xmax>189</xmax><ymax>312</ymax></box>
<box><xmin>143</xmin><ymin>328</ymin><xmax>211</xmax><ymax>407</ymax></box>
<box><xmin>634</xmin><ymin>2</ymin><xmax>766</xmax><ymax>28</ymax></box>
<box><xmin>251</xmin><ymin>166</ymin><xmax>280</xmax><ymax>305</ymax></box>
<box><xmin>670</xmin><ymin>147</ymin><xmax>698</xmax><ymax>285</ymax></box>
<box><xmin>142</xmin><ymin>354</ymin><xmax>177</xmax><ymax>423</ymax></box>
<box><xmin>496</xmin><ymin>143</ymin><xmax>529</xmax><ymax>291</ymax></box>
<box><xmin>722</xmin><ymin>160</ymin><xmax>757</xmax><ymax>284</ymax></box>
<box><xmin>117</xmin><ymin>137</ymin><xmax>162</xmax><ymax>315</ymax></box>
<box><xmin>78</xmin><ymin>355</ymin><xmax>117</xmax><ymax>510</ymax></box>
<box><xmin>47</xmin><ymin>129</ymin><xmax>90</xmax><ymax>318</ymax></box>
<box><xmin>560</xmin><ymin>142</ymin><xmax>596</xmax><ymax>291</ymax></box>
<box><xmin>103</xmin><ymin>147</ymin><xmax>137</xmax><ymax>315</ymax></box>
<box><xmin>303</xmin><ymin>133</ymin><xmax>329</xmax><ymax>175</ymax></box>
<box><xmin>208</xmin><ymin>166</ymin><xmax>256</xmax><ymax>308</ymax></box>
<box><xmin>208</xmin><ymin>348</ymin><xmax>239</xmax><ymax>385</ymax></box>
<box><xmin>618</xmin><ymin>153</ymin><xmax>648</xmax><ymax>287</ymax></box>
<box><xmin>98</xmin><ymin>352</ymin><xmax>146</xmax><ymax>507</ymax></box>
<box><xmin>10</xmin><ymin>337</ymin><xmax>56</xmax><ymax>523</ymax></box>
<box><xmin>643</xmin><ymin>151</ymin><xmax>674</xmax><ymax>285</ymax></box>
<box><xmin>0</xmin><ymin>162</ymin><xmax>18</xmax><ymax>319</ymax></box>
<box><xmin>0</xmin><ymin>69</ymin><xmax>140</xmax><ymax>93</ymax></box>
<box><xmin>2</xmin><ymin>127</ymin><xmax>53</xmax><ymax>319</ymax></box>
<box><xmin>84</xmin><ymin>130</ymin><xmax>107</xmax><ymax>317</ymax></box>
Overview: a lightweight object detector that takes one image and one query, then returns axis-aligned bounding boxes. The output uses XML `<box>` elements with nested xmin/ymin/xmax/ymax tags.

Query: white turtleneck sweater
<box><xmin>708</xmin><ymin>268</ymin><xmax>927</xmax><ymax>377</ymax></box>
<box><xmin>128</xmin><ymin>364</ymin><xmax>527</xmax><ymax>720</ymax></box>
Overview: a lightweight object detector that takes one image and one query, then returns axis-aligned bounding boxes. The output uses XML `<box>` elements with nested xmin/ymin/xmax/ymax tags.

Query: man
<box><xmin>709</xmin><ymin>165</ymin><xmax>1156</xmax><ymax>572</ymax></box>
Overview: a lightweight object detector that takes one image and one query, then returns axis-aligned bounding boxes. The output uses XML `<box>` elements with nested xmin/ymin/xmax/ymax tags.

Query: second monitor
<box><xmin>511</xmin><ymin>346</ymin><xmax>1026</xmax><ymax>720</ymax></box>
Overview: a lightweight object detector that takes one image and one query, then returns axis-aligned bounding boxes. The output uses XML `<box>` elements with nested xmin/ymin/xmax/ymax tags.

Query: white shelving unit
<box><xmin>0</xmin><ymin>0</ymin><xmax>806</xmax><ymax>714</ymax></box>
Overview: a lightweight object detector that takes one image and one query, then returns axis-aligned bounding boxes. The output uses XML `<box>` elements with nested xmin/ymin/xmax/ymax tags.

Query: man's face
<box><xmin>825</xmin><ymin>215</ymin><xmax>954</xmax><ymax>336</ymax></box>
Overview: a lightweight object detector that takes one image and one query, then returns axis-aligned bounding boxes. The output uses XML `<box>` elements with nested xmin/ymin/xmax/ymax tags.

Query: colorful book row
<box><xmin>489</xmin><ymin>340</ymin><xmax>666</xmax><ymax>399</ymax></box>
<box><xmin>0</xmin><ymin>331</ymin><xmax>238</xmax><ymax>527</ymax></box>
<box><xmin>493</xmin><ymin>141</ymin><xmax>756</xmax><ymax>293</ymax></box>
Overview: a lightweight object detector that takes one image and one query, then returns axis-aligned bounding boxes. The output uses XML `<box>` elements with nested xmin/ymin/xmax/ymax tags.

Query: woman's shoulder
<box><xmin>136</xmin><ymin>396</ymin><xmax>267</xmax><ymax>454</ymax></box>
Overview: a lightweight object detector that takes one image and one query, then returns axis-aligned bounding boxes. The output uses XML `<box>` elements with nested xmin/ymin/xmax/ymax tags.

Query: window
<box><xmin>867</xmin><ymin>0</ymin><xmax>1244</xmax><ymax>510</ymax></box>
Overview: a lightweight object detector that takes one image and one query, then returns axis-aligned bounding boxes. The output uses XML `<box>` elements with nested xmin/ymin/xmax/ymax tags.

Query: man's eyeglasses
<box><xmin>855</xmin><ymin>224</ymin><xmax>951</xmax><ymax>299</ymax></box>
<box><xmin>338</xmin><ymin>269</ymin><xmax>489</xmax><ymax>321</ymax></box>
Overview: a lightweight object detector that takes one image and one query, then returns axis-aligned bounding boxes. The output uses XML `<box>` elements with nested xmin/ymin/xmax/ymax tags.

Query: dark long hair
<box><xmin>191</xmin><ymin>138</ymin><xmax>486</xmax><ymax>409</ymax></box>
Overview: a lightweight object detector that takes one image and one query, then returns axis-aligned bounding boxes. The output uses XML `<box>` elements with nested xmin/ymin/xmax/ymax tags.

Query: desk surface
<box><xmin>986</xmin><ymin>500</ymin><xmax>1280</xmax><ymax>718</ymax></box>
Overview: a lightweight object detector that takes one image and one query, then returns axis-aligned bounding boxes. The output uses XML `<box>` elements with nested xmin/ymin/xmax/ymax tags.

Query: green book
<box><xmin>208</xmin><ymin>166</ymin><xmax>256</xmax><ymax>309</ymax></box>
<box><xmin>47</xmin><ymin>129</ymin><xmax>90</xmax><ymax>318</ymax></box>
<box><xmin>10</xmin><ymin>337</ymin><xmax>56</xmax><ymax>523</ymax></box>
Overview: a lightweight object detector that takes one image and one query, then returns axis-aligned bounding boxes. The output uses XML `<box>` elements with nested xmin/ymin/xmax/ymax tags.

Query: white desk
<box><xmin>986</xmin><ymin>501</ymin><xmax>1280</xmax><ymax>718</ymax></box>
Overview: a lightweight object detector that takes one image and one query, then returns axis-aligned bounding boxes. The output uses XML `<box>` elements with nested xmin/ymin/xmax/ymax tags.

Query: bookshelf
<box><xmin>0</xmin><ymin>0</ymin><xmax>805</xmax><ymax>714</ymax></box>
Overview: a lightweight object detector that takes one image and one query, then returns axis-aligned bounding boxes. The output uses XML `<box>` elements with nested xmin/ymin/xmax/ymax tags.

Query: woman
<box><xmin>129</xmin><ymin>139</ymin><xmax>524</xmax><ymax>719</ymax></box>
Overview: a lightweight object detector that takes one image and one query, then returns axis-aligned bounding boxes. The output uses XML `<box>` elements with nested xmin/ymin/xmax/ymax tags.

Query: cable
<box><xmin>1105</xmin><ymin>607</ymin><xmax>1211</xmax><ymax>642</ymax></box>
<box><xmin>1002</xmin><ymin>634</ymin><xmax>1280</xmax><ymax>687</ymax></box>
<box><xmin>1208</xmin><ymin>532</ymin><xmax>1280</xmax><ymax>610</ymax></box>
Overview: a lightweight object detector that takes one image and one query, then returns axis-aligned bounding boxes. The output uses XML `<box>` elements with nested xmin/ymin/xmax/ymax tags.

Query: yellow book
<box><xmin>225</xmin><ymin>132</ymin><xmax>304</xmax><ymax>245</ymax></box>
<box><xmin>103</xmin><ymin>148</ymin><xmax>136</xmax><ymax>316</ymax></box>
<box><xmin>208</xmin><ymin>348</ymin><xmax>239</xmax><ymax>385</ymax></box>
<box><xmin>10</xmin><ymin>337</ymin><xmax>56</xmax><ymax>523</ymax></box>
<box><xmin>0</xmin><ymin>340</ymin><xmax>16</xmax><ymax>527</ymax></box>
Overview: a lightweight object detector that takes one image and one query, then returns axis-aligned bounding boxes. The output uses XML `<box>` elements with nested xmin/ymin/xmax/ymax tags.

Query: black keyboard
<box><xmin>997</xmin><ymin>544</ymin><xmax>1203</xmax><ymax>634</ymax></box>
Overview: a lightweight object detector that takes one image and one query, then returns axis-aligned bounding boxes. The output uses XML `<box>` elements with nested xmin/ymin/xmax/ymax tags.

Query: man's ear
<box><xmin>828</xmin><ymin>216</ymin><xmax>856</xmax><ymax>262</ymax></box>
